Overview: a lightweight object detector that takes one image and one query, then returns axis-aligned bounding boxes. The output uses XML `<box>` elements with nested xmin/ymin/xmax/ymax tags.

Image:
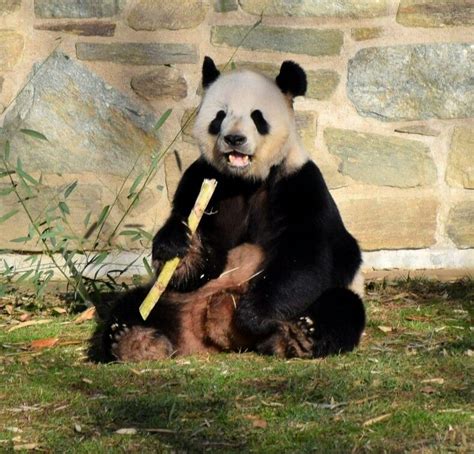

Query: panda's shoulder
<box><xmin>281</xmin><ymin>160</ymin><xmax>328</xmax><ymax>191</ymax></box>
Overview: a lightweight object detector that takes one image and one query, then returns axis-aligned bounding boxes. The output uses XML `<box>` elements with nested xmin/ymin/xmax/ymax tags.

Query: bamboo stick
<box><xmin>139</xmin><ymin>178</ymin><xmax>218</xmax><ymax>320</ymax></box>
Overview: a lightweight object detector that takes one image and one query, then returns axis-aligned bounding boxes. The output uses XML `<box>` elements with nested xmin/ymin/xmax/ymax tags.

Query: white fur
<box><xmin>193</xmin><ymin>70</ymin><xmax>309</xmax><ymax>180</ymax></box>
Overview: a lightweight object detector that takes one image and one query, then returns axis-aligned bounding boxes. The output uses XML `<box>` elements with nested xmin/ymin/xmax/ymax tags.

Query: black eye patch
<box><xmin>251</xmin><ymin>110</ymin><xmax>270</xmax><ymax>135</ymax></box>
<box><xmin>208</xmin><ymin>110</ymin><xmax>226</xmax><ymax>135</ymax></box>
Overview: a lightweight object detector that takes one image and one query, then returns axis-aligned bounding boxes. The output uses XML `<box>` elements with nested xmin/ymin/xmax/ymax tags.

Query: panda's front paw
<box><xmin>152</xmin><ymin>216</ymin><xmax>191</xmax><ymax>267</ymax></box>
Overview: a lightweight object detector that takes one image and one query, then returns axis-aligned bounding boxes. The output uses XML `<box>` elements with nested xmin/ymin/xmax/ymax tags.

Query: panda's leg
<box><xmin>257</xmin><ymin>288</ymin><xmax>365</xmax><ymax>358</ymax></box>
<box><xmin>88</xmin><ymin>285</ymin><xmax>178</xmax><ymax>363</ymax></box>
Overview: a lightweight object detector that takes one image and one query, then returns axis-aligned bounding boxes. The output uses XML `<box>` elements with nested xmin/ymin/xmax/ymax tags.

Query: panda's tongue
<box><xmin>228</xmin><ymin>152</ymin><xmax>250</xmax><ymax>167</ymax></box>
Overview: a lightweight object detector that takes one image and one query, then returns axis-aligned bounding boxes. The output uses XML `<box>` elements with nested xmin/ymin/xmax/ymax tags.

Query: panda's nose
<box><xmin>224</xmin><ymin>134</ymin><xmax>246</xmax><ymax>147</ymax></box>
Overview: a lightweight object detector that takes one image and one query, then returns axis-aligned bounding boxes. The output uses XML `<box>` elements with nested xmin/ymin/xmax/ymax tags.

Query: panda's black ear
<box><xmin>275</xmin><ymin>61</ymin><xmax>307</xmax><ymax>98</ymax></box>
<box><xmin>202</xmin><ymin>56</ymin><xmax>220</xmax><ymax>89</ymax></box>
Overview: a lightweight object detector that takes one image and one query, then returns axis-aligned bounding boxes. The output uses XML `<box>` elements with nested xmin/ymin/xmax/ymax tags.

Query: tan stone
<box><xmin>335</xmin><ymin>193</ymin><xmax>438</xmax><ymax>251</ymax></box>
<box><xmin>240</xmin><ymin>0</ymin><xmax>389</xmax><ymax>18</ymax></box>
<box><xmin>397</xmin><ymin>0</ymin><xmax>474</xmax><ymax>27</ymax></box>
<box><xmin>127</xmin><ymin>0</ymin><xmax>207</xmax><ymax>31</ymax></box>
<box><xmin>0</xmin><ymin>30</ymin><xmax>24</xmax><ymax>70</ymax></box>
<box><xmin>446</xmin><ymin>126</ymin><xmax>474</xmax><ymax>189</ymax></box>
<box><xmin>447</xmin><ymin>201</ymin><xmax>474</xmax><ymax>248</ymax></box>
<box><xmin>325</xmin><ymin>128</ymin><xmax>436</xmax><ymax>188</ymax></box>
<box><xmin>131</xmin><ymin>67</ymin><xmax>187</xmax><ymax>101</ymax></box>
<box><xmin>394</xmin><ymin>124</ymin><xmax>440</xmax><ymax>137</ymax></box>
<box><xmin>351</xmin><ymin>27</ymin><xmax>383</xmax><ymax>41</ymax></box>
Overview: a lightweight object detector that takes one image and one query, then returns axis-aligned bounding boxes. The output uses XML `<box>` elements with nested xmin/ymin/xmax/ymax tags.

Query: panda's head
<box><xmin>193</xmin><ymin>57</ymin><xmax>308</xmax><ymax>180</ymax></box>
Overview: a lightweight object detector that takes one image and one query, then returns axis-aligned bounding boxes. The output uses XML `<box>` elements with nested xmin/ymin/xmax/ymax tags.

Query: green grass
<box><xmin>0</xmin><ymin>279</ymin><xmax>473</xmax><ymax>453</ymax></box>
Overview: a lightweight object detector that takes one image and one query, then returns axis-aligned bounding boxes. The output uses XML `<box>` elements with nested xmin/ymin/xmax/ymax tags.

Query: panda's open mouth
<box><xmin>225</xmin><ymin>151</ymin><xmax>252</xmax><ymax>168</ymax></box>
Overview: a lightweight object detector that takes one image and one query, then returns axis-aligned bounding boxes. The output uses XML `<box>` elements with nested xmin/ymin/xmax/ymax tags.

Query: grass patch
<box><xmin>0</xmin><ymin>278</ymin><xmax>473</xmax><ymax>452</ymax></box>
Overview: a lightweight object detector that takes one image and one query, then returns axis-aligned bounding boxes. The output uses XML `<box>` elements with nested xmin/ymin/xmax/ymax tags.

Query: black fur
<box><xmin>151</xmin><ymin>158</ymin><xmax>364</xmax><ymax>352</ymax></box>
<box><xmin>276</xmin><ymin>61</ymin><xmax>307</xmax><ymax>98</ymax></box>
<box><xmin>251</xmin><ymin>110</ymin><xmax>270</xmax><ymax>135</ymax></box>
<box><xmin>202</xmin><ymin>56</ymin><xmax>220</xmax><ymax>89</ymax></box>
<box><xmin>208</xmin><ymin>110</ymin><xmax>226</xmax><ymax>135</ymax></box>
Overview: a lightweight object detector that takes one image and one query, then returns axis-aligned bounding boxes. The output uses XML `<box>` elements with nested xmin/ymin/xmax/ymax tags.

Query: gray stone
<box><xmin>239</xmin><ymin>0</ymin><xmax>389</xmax><ymax>18</ymax></box>
<box><xmin>76</xmin><ymin>42</ymin><xmax>198</xmax><ymax>65</ymax></box>
<box><xmin>214</xmin><ymin>0</ymin><xmax>238</xmax><ymax>12</ymax></box>
<box><xmin>34</xmin><ymin>0</ymin><xmax>122</xmax><ymax>18</ymax></box>
<box><xmin>0</xmin><ymin>0</ymin><xmax>21</xmax><ymax>15</ymax></box>
<box><xmin>2</xmin><ymin>52</ymin><xmax>160</xmax><ymax>177</ymax></box>
<box><xmin>131</xmin><ymin>67</ymin><xmax>187</xmax><ymax>101</ymax></box>
<box><xmin>212</xmin><ymin>26</ymin><xmax>343</xmax><ymax>57</ymax></box>
<box><xmin>34</xmin><ymin>21</ymin><xmax>116</xmax><ymax>36</ymax></box>
<box><xmin>394</xmin><ymin>124</ymin><xmax>440</xmax><ymax>137</ymax></box>
<box><xmin>0</xmin><ymin>30</ymin><xmax>24</xmax><ymax>70</ymax></box>
<box><xmin>127</xmin><ymin>0</ymin><xmax>207</xmax><ymax>31</ymax></box>
<box><xmin>446</xmin><ymin>126</ymin><xmax>474</xmax><ymax>189</ymax></box>
<box><xmin>336</xmin><ymin>193</ymin><xmax>438</xmax><ymax>250</ymax></box>
<box><xmin>397</xmin><ymin>0</ymin><xmax>474</xmax><ymax>27</ymax></box>
<box><xmin>348</xmin><ymin>43</ymin><xmax>474</xmax><ymax>121</ymax></box>
<box><xmin>447</xmin><ymin>201</ymin><xmax>474</xmax><ymax>248</ymax></box>
<box><xmin>351</xmin><ymin>27</ymin><xmax>383</xmax><ymax>41</ymax></box>
<box><xmin>324</xmin><ymin>128</ymin><xmax>436</xmax><ymax>188</ymax></box>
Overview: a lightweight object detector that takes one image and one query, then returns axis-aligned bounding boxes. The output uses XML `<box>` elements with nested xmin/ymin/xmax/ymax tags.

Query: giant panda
<box><xmin>89</xmin><ymin>57</ymin><xmax>365</xmax><ymax>362</ymax></box>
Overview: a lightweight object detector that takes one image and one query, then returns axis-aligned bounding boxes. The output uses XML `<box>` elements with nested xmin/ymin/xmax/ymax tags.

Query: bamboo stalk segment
<box><xmin>139</xmin><ymin>178</ymin><xmax>218</xmax><ymax>320</ymax></box>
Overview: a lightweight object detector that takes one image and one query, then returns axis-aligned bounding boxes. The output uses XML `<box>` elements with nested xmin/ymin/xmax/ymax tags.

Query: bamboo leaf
<box><xmin>20</xmin><ymin>129</ymin><xmax>48</xmax><ymax>141</ymax></box>
<box><xmin>16</xmin><ymin>269</ymin><xmax>34</xmax><ymax>283</ymax></box>
<box><xmin>97</xmin><ymin>205</ymin><xmax>110</xmax><ymax>228</ymax></box>
<box><xmin>10</xmin><ymin>236</ymin><xmax>30</xmax><ymax>243</ymax></box>
<box><xmin>128</xmin><ymin>172</ymin><xmax>144</xmax><ymax>197</ymax></box>
<box><xmin>58</xmin><ymin>201</ymin><xmax>70</xmax><ymax>216</ymax></box>
<box><xmin>83</xmin><ymin>211</ymin><xmax>92</xmax><ymax>228</ymax></box>
<box><xmin>4</xmin><ymin>140</ymin><xmax>10</xmax><ymax>160</ymax></box>
<box><xmin>91</xmin><ymin>251</ymin><xmax>109</xmax><ymax>265</ymax></box>
<box><xmin>0</xmin><ymin>186</ymin><xmax>14</xmax><ymax>196</ymax></box>
<box><xmin>64</xmin><ymin>180</ymin><xmax>78</xmax><ymax>199</ymax></box>
<box><xmin>143</xmin><ymin>257</ymin><xmax>154</xmax><ymax>278</ymax></box>
<box><xmin>16</xmin><ymin>158</ymin><xmax>39</xmax><ymax>185</ymax></box>
<box><xmin>0</xmin><ymin>209</ymin><xmax>19</xmax><ymax>223</ymax></box>
<box><xmin>154</xmin><ymin>108</ymin><xmax>172</xmax><ymax>131</ymax></box>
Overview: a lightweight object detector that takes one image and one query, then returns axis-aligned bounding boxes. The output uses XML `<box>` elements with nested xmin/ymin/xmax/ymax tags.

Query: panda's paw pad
<box><xmin>298</xmin><ymin>316</ymin><xmax>315</xmax><ymax>336</ymax></box>
<box><xmin>110</xmin><ymin>326</ymin><xmax>174</xmax><ymax>362</ymax></box>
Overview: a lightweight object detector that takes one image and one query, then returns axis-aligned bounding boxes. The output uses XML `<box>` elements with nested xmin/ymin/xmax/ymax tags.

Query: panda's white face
<box><xmin>193</xmin><ymin>70</ymin><xmax>303</xmax><ymax>180</ymax></box>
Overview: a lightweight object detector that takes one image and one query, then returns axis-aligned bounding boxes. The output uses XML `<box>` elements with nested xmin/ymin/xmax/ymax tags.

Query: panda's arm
<box><xmin>152</xmin><ymin>158</ymin><xmax>226</xmax><ymax>290</ymax></box>
<box><xmin>235</xmin><ymin>162</ymin><xmax>342</xmax><ymax>335</ymax></box>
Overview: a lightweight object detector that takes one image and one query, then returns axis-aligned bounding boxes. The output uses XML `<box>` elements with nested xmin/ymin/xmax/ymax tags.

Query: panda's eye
<box><xmin>208</xmin><ymin>110</ymin><xmax>226</xmax><ymax>135</ymax></box>
<box><xmin>251</xmin><ymin>110</ymin><xmax>270</xmax><ymax>135</ymax></box>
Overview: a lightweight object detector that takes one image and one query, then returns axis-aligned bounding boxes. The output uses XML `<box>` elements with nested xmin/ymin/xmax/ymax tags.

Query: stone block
<box><xmin>34</xmin><ymin>0</ymin><xmax>122</xmax><ymax>18</ymax></box>
<box><xmin>214</xmin><ymin>0</ymin><xmax>238</xmax><ymax>12</ymax></box>
<box><xmin>335</xmin><ymin>193</ymin><xmax>438</xmax><ymax>250</ymax></box>
<box><xmin>240</xmin><ymin>0</ymin><xmax>389</xmax><ymax>18</ymax></box>
<box><xmin>131</xmin><ymin>67</ymin><xmax>187</xmax><ymax>101</ymax></box>
<box><xmin>127</xmin><ymin>0</ymin><xmax>207</xmax><ymax>31</ymax></box>
<box><xmin>348</xmin><ymin>44</ymin><xmax>474</xmax><ymax>121</ymax></box>
<box><xmin>324</xmin><ymin>128</ymin><xmax>436</xmax><ymax>188</ymax></box>
<box><xmin>351</xmin><ymin>27</ymin><xmax>383</xmax><ymax>41</ymax></box>
<box><xmin>447</xmin><ymin>201</ymin><xmax>474</xmax><ymax>248</ymax></box>
<box><xmin>212</xmin><ymin>26</ymin><xmax>343</xmax><ymax>57</ymax></box>
<box><xmin>446</xmin><ymin>126</ymin><xmax>474</xmax><ymax>189</ymax></box>
<box><xmin>34</xmin><ymin>21</ymin><xmax>116</xmax><ymax>36</ymax></box>
<box><xmin>2</xmin><ymin>52</ymin><xmax>160</xmax><ymax>178</ymax></box>
<box><xmin>394</xmin><ymin>124</ymin><xmax>440</xmax><ymax>137</ymax></box>
<box><xmin>397</xmin><ymin>0</ymin><xmax>474</xmax><ymax>27</ymax></box>
<box><xmin>76</xmin><ymin>42</ymin><xmax>198</xmax><ymax>65</ymax></box>
<box><xmin>0</xmin><ymin>30</ymin><xmax>24</xmax><ymax>70</ymax></box>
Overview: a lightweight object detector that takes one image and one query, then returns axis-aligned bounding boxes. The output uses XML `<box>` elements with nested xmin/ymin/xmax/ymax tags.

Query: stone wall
<box><xmin>0</xmin><ymin>0</ymin><xmax>473</xmax><ymax>272</ymax></box>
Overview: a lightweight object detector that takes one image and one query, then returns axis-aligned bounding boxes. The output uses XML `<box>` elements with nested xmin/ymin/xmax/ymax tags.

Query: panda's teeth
<box><xmin>227</xmin><ymin>152</ymin><xmax>250</xmax><ymax>168</ymax></box>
